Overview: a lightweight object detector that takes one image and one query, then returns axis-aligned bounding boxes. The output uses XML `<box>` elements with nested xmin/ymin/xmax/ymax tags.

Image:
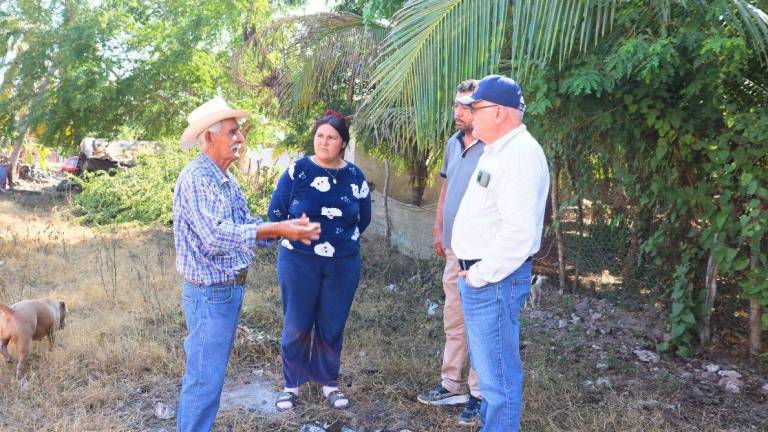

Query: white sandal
<box><xmin>326</xmin><ymin>390</ymin><xmax>350</xmax><ymax>409</ymax></box>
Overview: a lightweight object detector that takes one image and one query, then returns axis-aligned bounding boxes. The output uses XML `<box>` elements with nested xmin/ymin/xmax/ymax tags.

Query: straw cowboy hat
<box><xmin>180</xmin><ymin>96</ymin><xmax>250</xmax><ymax>149</ymax></box>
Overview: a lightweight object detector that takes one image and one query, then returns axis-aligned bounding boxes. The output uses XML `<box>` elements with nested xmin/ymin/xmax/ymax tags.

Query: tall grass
<box><xmin>0</xmin><ymin>195</ymin><xmax>762</xmax><ymax>431</ymax></box>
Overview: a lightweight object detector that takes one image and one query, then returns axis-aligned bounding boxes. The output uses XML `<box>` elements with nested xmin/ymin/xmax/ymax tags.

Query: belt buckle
<box><xmin>235</xmin><ymin>270</ymin><xmax>247</xmax><ymax>285</ymax></box>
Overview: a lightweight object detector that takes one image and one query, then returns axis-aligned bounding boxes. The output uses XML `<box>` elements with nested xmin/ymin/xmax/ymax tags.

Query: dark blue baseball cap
<box><xmin>456</xmin><ymin>74</ymin><xmax>526</xmax><ymax>112</ymax></box>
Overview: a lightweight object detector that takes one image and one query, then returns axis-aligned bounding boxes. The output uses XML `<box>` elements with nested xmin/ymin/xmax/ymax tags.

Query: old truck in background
<box><xmin>56</xmin><ymin>138</ymin><xmax>160</xmax><ymax>191</ymax></box>
<box><xmin>77</xmin><ymin>137</ymin><xmax>160</xmax><ymax>173</ymax></box>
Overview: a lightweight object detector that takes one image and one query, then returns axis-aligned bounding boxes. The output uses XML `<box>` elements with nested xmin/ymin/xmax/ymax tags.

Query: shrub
<box><xmin>71</xmin><ymin>141</ymin><xmax>277</xmax><ymax>226</ymax></box>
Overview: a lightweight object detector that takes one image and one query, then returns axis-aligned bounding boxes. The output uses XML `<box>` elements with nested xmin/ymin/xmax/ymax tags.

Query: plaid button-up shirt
<box><xmin>173</xmin><ymin>154</ymin><xmax>270</xmax><ymax>285</ymax></box>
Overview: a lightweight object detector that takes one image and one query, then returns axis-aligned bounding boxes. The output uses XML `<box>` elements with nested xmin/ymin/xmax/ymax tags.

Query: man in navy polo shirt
<box><xmin>417</xmin><ymin>79</ymin><xmax>484</xmax><ymax>427</ymax></box>
<box><xmin>452</xmin><ymin>75</ymin><xmax>550</xmax><ymax>431</ymax></box>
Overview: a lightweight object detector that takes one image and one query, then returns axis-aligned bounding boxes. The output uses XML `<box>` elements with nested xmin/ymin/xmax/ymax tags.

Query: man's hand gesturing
<box><xmin>280</xmin><ymin>213</ymin><xmax>321</xmax><ymax>245</ymax></box>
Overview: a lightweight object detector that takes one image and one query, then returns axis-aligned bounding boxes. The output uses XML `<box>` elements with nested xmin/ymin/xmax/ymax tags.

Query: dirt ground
<box><xmin>0</xmin><ymin>191</ymin><xmax>766</xmax><ymax>431</ymax></box>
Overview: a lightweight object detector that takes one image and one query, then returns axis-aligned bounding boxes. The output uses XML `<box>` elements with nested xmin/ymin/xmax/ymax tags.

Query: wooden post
<box><xmin>749</xmin><ymin>248</ymin><xmax>762</xmax><ymax>361</ymax></box>
<box><xmin>383</xmin><ymin>159</ymin><xmax>392</xmax><ymax>250</ymax></box>
<box><xmin>573</xmin><ymin>196</ymin><xmax>584</xmax><ymax>292</ymax></box>
<box><xmin>700</xmin><ymin>233</ymin><xmax>718</xmax><ymax>347</ymax></box>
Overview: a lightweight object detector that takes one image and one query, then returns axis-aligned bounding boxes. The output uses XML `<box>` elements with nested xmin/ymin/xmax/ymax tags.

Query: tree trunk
<box><xmin>622</xmin><ymin>215</ymin><xmax>639</xmax><ymax>281</ymax></box>
<box><xmin>408</xmin><ymin>158</ymin><xmax>427</xmax><ymax>207</ymax></box>
<box><xmin>699</xmin><ymin>234</ymin><xmax>718</xmax><ymax>347</ymax></box>
<box><xmin>573</xmin><ymin>196</ymin><xmax>584</xmax><ymax>293</ymax></box>
<box><xmin>7</xmin><ymin>122</ymin><xmax>28</xmax><ymax>188</ymax></box>
<box><xmin>550</xmin><ymin>164</ymin><xmax>566</xmax><ymax>293</ymax></box>
<box><xmin>749</xmin><ymin>249</ymin><xmax>762</xmax><ymax>361</ymax></box>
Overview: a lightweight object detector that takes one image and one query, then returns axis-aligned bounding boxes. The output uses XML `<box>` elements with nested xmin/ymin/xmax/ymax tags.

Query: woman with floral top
<box><xmin>268</xmin><ymin>110</ymin><xmax>371</xmax><ymax>411</ymax></box>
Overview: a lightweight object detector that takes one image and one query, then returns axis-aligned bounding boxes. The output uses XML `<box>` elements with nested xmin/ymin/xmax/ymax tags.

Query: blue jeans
<box><xmin>177</xmin><ymin>280</ymin><xmax>244</xmax><ymax>432</ymax></box>
<box><xmin>459</xmin><ymin>260</ymin><xmax>531</xmax><ymax>432</ymax></box>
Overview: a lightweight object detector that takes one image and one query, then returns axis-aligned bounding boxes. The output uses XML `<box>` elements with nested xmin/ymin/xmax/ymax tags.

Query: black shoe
<box><xmin>417</xmin><ymin>384</ymin><xmax>470</xmax><ymax>406</ymax></box>
<box><xmin>457</xmin><ymin>395</ymin><xmax>482</xmax><ymax>426</ymax></box>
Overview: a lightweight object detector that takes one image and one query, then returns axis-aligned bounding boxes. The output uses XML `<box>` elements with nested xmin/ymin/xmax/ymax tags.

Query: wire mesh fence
<box><xmin>535</xmin><ymin>200</ymin><xmax>653</xmax><ymax>298</ymax></box>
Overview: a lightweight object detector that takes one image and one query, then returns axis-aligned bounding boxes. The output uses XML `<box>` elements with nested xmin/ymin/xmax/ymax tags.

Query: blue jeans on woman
<box><xmin>177</xmin><ymin>280</ymin><xmax>244</xmax><ymax>432</ymax></box>
<box><xmin>458</xmin><ymin>259</ymin><xmax>531</xmax><ymax>432</ymax></box>
<box><xmin>277</xmin><ymin>247</ymin><xmax>360</xmax><ymax>388</ymax></box>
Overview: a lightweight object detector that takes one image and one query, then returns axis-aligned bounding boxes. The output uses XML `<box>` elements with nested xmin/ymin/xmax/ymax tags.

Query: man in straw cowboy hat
<box><xmin>173</xmin><ymin>96</ymin><xmax>321</xmax><ymax>431</ymax></box>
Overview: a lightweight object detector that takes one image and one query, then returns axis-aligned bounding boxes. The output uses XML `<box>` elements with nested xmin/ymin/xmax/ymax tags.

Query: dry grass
<box><xmin>0</xmin><ymin>192</ymin><xmax>760</xmax><ymax>431</ymax></box>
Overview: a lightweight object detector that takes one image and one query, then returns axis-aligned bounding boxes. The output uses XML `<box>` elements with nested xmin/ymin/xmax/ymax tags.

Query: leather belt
<box><xmin>458</xmin><ymin>256</ymin><xmax>532</xmax><ymax>271</ymax></box>
<box><xmin>184</xmin><ymin>270</ymin><xmax>248</xmax><ymax>286</ymax></box>
<box><xmin>235</xmin><ymin>270</ymin><xmax>248</xmax><ymax>285</ymax></box>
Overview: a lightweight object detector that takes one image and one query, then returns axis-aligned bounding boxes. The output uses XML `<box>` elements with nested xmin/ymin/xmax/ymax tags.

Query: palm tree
<box><xmin>236</xmin><ymin>0</ymin><xmax>768</xmax><ymax>206</ymax></box>
<box><xmin>358</xmin><ymin>0</ymin><xmax>768</xmax><ymax>154</ymax></box>
<box><xmin>233</xmin><ymin>2</ymin><xmax>506</xmax><ymax>205</ymax></box>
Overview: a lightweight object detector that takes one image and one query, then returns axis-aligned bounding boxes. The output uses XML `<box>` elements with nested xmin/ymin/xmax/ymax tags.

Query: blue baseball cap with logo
<box><xmin>456</xmin><ymin>74</ymin><xmax>526</xmax><ymax>112</ymax></box>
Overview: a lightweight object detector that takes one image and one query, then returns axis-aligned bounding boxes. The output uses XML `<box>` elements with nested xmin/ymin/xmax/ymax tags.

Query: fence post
<box><xmin>749</xmin><ymin>244</ymin><xmax>763</xmax><ymax>362</ymax></box>
<box><xmin>383</xmin><ymin>160</ymin><xmax>392</xmax><ymax>250</ymax></box>
<box><xmin>700</xmin><ymin>234</ymin><xmax>718</xmax><ymax>347</ymax></box>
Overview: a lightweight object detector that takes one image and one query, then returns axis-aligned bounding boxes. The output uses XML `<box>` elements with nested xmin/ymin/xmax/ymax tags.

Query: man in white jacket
<box><xmin>452</xmin><ymin>75</ymin><xmax>550</xmax><ymax>432</ymax></box>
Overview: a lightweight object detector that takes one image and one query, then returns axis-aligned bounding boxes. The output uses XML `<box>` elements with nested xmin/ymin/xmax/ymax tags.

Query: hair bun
<box><xmin>324</xmin><ymin>110</ymin><xmax>348</xmax><ymax>125</ymax></box>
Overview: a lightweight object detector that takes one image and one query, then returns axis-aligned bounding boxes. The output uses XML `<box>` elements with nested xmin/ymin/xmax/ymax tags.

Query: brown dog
<box><xmin>0</xmin><ymin>299</ymin><xmax>67</xmax><ymax>379</ymax></box>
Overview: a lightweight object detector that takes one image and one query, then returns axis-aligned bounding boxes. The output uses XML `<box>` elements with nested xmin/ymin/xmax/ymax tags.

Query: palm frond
<box><xmin>650</xmin><ymin>0</ymin><xmax>674</xmax><ymax>32</ymax></box>
<box><xmin>730</xmin><ymin>0</ymin><xmax>768</xmax><ymax>64</ymax></box>
<box><xmin>231</xmin><ymin>12</ymin><xmax>387</xmax><ymax>116</ymax></box>
<box><xmin>357</xmin><ymin>0</ymin><xmax>509</xmax><ymax>160</ymax></box>
<box><xmin>508</xmin><ymin>0</ymin><xmax>620</xmax><ymax>83</ymax></box>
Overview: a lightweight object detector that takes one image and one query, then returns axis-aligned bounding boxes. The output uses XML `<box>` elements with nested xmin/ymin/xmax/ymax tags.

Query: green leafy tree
<box><xmin>518</xmin><ymin>0</ymin><xmax>768</xmax><ymax>358</ymax></box>
<box><xmin>1</xmin><ymin>0</ymin><xmax>274</xmax><ymax>185</ymax></box>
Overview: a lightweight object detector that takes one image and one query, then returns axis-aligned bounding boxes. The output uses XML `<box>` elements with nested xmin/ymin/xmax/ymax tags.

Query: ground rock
<box><xmin>425</xmin><ymin>299</ymin><xmax>439</xmax><ymax>316</ymax></box>
<box><xmin>596</xmin><ymin>377</ymin><xmax>611</xmax><ymax>388</ymax></box>
<box><xmin>574</xmin><ymin>299</ymin><xmax>591</xmax><ymax>317</ymax></box>
<box><xmin>717</xmin><ymin>370</ymin><xmax>742</xmax><ymax>379</ymax></box>
<box><xmin>633</xmin><ymin>349</ymin><xmax>660</xmax><ymax>363</ymax></box>
<box><xmin>299</xmin><ymin>424</ymin><xmax>327</xmax><ymax>432</ymax></box>
<box><xmin>718</xmin><ymin>377</ymin><xmax>743</xmax><ymax>394</ymax></box>
<box><xmin>154</xmin><ymin>402</ymin><xmax>175</xmax><ymax>420</ymax></box>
